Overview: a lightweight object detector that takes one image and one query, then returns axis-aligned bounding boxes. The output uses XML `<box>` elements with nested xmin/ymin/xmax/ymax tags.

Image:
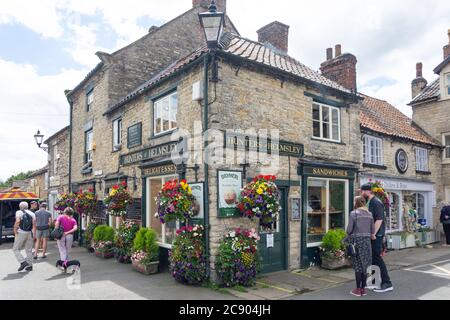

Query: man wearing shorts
<box><xmin>34</xmin><ymin>203</ymin><xmax>52</xmax><ymax>259</ymax></box>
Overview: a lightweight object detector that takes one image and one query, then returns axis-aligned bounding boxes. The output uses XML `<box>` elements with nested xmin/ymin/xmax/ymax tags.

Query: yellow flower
<box><xmin>257</xmin><ymin>188</ymin><xmax>264</xmax><ymax>195</ymax></box>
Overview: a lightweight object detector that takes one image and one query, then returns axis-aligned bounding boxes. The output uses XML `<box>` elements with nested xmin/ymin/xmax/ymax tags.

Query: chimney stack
<box><xmin>320</xmin><ymin>45</ymin><xmax>358</xmax><ymax>93</ymax></box>
<box><xmin>411</xmin><ymin>62</ymin><xmax>428</xmax><ymax>99</ymax></box>
<box><xmin>257</xmin><ymin>21</ymin><xmax>290</xmax><ymax>54</ymax></box>
<box><xmin>193</xmin><ymin>0</ymin><xmax>226</xmax><ymax>13</ymax></box>
<box><xmin>444</xmin><ymin>29</ymin><xmax>450</xmax><ymax>60</ymax></box>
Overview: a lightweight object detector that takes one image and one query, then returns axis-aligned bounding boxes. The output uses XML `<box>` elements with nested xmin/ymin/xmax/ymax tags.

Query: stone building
<box><xmin>320</xmin><ymin>45</ymin><xmax>443</xmax><ymax>235</ymax></box>
<box><xmin>44</xmin><ymin>126</ymin><xmax>70</xmax><ymax>218</ymax></box>
<box><xmin>27</xmin><ymin>166</ymin><xmax>49</xmax><ymax>202</ymax></box>
<box><xmin>409</xmin><ymin>29</ymin><xmax>450</xmax><ymax>204</ymax></box>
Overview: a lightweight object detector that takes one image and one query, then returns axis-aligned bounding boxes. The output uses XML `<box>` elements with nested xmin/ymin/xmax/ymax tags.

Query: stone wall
<box><xmin>47</xmin><ymin>128</ymin><xmax>70</xmax><ymax>194</ymax></box>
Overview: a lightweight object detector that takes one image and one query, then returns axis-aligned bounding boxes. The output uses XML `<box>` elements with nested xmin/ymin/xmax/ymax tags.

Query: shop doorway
<box><xmin>258</xmin><ymin>187</ymin><xmax>288</xmax><ymax>274</ymax></box>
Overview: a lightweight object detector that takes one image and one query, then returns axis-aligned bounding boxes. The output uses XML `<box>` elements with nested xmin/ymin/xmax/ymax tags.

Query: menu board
<box><xmin>218</xmin><ymin>170</ymin><xmax>242</xmax><ymax>218</ymax></box>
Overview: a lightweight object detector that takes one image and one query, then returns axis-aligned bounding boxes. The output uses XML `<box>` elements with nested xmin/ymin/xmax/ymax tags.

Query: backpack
<box><xmin>19</xmin><ymin>210</ymin><xmax>33</xmax><ymax>232</ymax></box>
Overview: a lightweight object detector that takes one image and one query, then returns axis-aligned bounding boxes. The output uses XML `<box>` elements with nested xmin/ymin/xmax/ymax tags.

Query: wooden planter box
<box><xmin>320</xmin><ymin>257</ymin><xmax>351</xmax><ymax>270</ymax></box>
<box><xmin>386</xmin><ymin>233</ymin><xmax>416</xmax><ymax>250</ymax></box>
<box><xmin>416</xmin><ymin>230</ymin><xmax>440</xmax><ymax>246</ymax></box>
<box><xmin>132</xmin><ymin>259</ymin><xmax>159</xmax><ymax>275</ymax></box>
<box><xmin>95</xmin><ymin>250</ymin><xmax>114</xmax><ymax>259</ymax></box>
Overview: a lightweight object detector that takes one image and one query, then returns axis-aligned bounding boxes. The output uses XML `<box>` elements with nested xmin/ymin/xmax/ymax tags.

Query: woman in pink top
<box><xmin>55</xmin><ymin>207</ymin><xmax>78</xmax><ymax>265</ymax></box>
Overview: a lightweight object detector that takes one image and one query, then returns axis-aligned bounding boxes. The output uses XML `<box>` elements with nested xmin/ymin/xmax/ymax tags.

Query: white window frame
<box><xmin>113</xmin><ymin>118</ymin><xmax>122</xmax><ymax>150</ymax></box>
<box><xmin>87</xmin><ymin>90</ymin><xmax>94</xmax><ymax>112</ymax></box>
<box><xmin>312</xmin><ymin>103</ymin><xmax>341</xmax><ymax>142</ymax></box>
<box><xmin>415</xmin><ymin>147</ymin><xmax>429</xmax><ymax>172</ymax></box>
<box><xmin>153</xmin><ymin>91</ymin><xmax>178</xmax><ymax>136</ymax></box>
<box><xmin>85</xmin><ymin>130</ymin><xmax>93</xmax><ymax>163</ymax></box>
<box><xmin>446</xmin><ymin>73</ymin><xmax>450</xmax><ymax>97</ymax></box>
<box><xmin>363</xmin><ymin>135</ymin><xmax>383</xmax><ymax>166</ymax></box>
<box><xmin>443</xmin><ymin>133</ymin><xmax>450</xmax><ymax>162</ymax></box>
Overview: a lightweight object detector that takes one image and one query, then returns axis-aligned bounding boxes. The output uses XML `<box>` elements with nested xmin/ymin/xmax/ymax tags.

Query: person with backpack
<box><xmin>13</xmin><ymin>202</ymin><xmax>37</xmax><ymax>272</ymax></box>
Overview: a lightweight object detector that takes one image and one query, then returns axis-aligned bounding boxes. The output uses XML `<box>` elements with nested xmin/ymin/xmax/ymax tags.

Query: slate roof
<box><xmin>360</xmin><ymin>94</ymin><xmax>440</xmax><ymax>146</ymax></box>
<box><xmin>106</xmin><ymin>32</ymin><xmax>356</xmax><ymax>114</ymax></box>
<box><xmin>409</xmin><ymin>78</ymin><xmax>440</xmax><ymax>105</ymax></box>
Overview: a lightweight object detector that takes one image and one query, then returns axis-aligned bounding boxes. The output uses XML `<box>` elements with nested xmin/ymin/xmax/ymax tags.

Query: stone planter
<box><xmin>95</xmin><ymin>250</ymin><xmax>114</xmax><ymax>259</ymax></box>
<box><xmin>416</xmin><ymin>230</ymin><xmax>440</xmax><ymax>246</ymax></box>
<box><xmin>132</xmin><ymin>259</ymin><xmax>159</xmax><ymax>275</ymax></box>
<box><xmin>386</xmin><ymin>233</ymin><xmax>417</xmax><ymax>250</ymax></box>
<box><xmin>320</xmin><ymin>256</ymin><xmax>351</xmax><ymax>270</ymax></box>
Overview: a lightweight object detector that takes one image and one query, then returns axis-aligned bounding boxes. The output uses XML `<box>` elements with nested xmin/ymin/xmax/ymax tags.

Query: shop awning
<box><xmin>0</xmin><ymin>187</ymin><xmax>39</xmax><ymax>201</ymax></box>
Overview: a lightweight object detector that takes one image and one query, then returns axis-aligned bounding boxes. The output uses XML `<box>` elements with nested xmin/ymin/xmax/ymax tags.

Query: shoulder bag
<box><xmin>347</xmin><ymin>212</ymin><xmax>358</xmax><ymax>257</ymax></box>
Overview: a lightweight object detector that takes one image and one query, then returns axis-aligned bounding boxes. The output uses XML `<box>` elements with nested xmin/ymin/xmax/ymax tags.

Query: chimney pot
<box><xmin>444</xmin><ymin>29</ymin><xmax>450</xmax><ymax>60</ymax></box>
<box><xmin>335</xmin><ymin>44</ymin><xmax>342</xmax><ymax>57</ymax></box>
<box><xmin>257</xmin><ymin>21</ymin><xmax>290</xmax><ymax>54</ymax></box>
<box><xmin>416</xmin><ymin>62</ymin><xmax>423</xmax><ymax>78</ymax></box>
<box><xmin>326</xmin><ymin>48</ymin><xmax>333</xmax><ymax>61</ymax></box>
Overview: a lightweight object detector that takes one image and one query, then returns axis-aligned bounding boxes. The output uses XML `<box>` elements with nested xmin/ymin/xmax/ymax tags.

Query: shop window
<box><xmin>387</xmin><ymin>192</ymin><xmax>401</xmax><ymax>233</ymax></box>
<box><xmin>147</xmin><ymin>175</ymin><xmax>179</xmax><ymax>246</ymax></box>
<box><xmin>307</xmin><ymin>178</ymin><xmax>347</xmax><ymax>247</ymax></box>
<box><xmin>413</xmin><ymin>193</ymin><xmax>426</xmax><ymax>221</ymax></box>
<box><xmin>113</xmin><ymin>118</ymin><xmax>122</xmax><ymax>150</ymax></box>
<box><xmin>153</xmin><ymin>91</ymin><xmax>178</xmax><ymax>136</ymax></box>
<box><xmin>312</xmin><ymin>103</ymin><xmax>340</xmax><ymax>142</ymax></box>
<box><xmin>85</xmin><ymin>130</ymin><xmax>93</xmax><ymax>164</ymax></box>
<box><xmin>415</xmin><ymin>147</ymin><xmax>428</xmax><ymax>172</ymax></box>
<box><xmin>363</xmin><ymin>135</ymin><xmax>383</xmax><ymax>166</ymax></box>
<box><xmin>443</xmin><ymin>134</ymin><xmax>450</xmax><ymax>160</ymax></box>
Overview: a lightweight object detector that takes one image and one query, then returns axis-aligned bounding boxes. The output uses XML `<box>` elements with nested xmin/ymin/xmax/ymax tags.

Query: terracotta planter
<box><xmin>321</xmin><ymin>257</ymin><xmax>350</xmax><ymax>270</ymax></box>
<box><xmin>95</xmin><ymin>250</ymin><xmax>114</xmax><ymax>259</ymax></box>
<box><xmin>132</xmin><ymin>259</ymin><xmax>159</xmax><ymax>275</ymax></box>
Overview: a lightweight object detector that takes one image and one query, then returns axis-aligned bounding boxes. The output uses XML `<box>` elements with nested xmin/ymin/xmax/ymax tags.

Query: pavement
<box><xmin>2</xmin><ymin>238</ymin><xmax>450</xmax><ymax>300</ymax></box>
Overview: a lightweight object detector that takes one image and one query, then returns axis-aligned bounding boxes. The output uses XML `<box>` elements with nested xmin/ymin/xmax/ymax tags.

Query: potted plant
<box><xmin>93</xmin><ymin>225</ymin><xmax>115</xmax><ymax>259</ymax></box>
<box><xmin>386</xmin><ymin>231</ymin><xmax>417</xmax><ymax>249</ymax></box>
<box><xmin>131</xmin><ymin>228</ymin><xmax>159</xmax><ymax>275</ymax></box>
<box><xmin>415</xmin><ymin>226</ymin><xmax>440</xmax><ymax>246</ymax></box>
<box><xmin>104</xmin><ymin>181</ymin><xmax>132</xmax><ymax>219</ymax></box>
<box><xmin>169</xmin><ymin>225</ymin><xmax>207</xmax><ymax>285</ymax></box>
<box><xmin>237</xmin><ymin>175</ymin><xmax>281</xmax><ymax>230</ymax></box>
<box><xmin>319</xmin><ymin>229</ymin><xmax>349</xmax><ymax>270</ymax></box>
<box><xmin>215</xmin><ymin>228</ymin><xmax>260</xmax><ymax>287</ymax></box>
<box><xmin>84</xmin><ymin>221</ymin><xmax>99</xmax><ymax>252</ymax></box>
<box><xmin>115</xmin><ymin>220</ymin><xmax>140</xmax><ymax>264</ymax></box>
<box><xmin>155</xmin><ymin>179</ymin><xmax>197</xmax><ymax>224</ymax></box>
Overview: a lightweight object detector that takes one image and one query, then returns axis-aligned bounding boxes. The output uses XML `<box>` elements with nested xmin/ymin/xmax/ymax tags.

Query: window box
<box><xmin>386</xmin><ymin>232</ymin><xmax>417</xmax><ymax>250</ymax></box>
<box><xmin>415</xmin><ymin>229</ymin><xmax>440</xmax><ymax>246</ymax></box>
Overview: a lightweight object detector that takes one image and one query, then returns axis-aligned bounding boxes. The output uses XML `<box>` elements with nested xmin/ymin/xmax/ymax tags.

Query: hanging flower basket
<box><xmin>366</xmin><ymin>180</ymin><xmax>390</xmax><ymax>207</ymax></box>
<box><xmin>155</xmin><ymin>180</ymin><xmax>197</xmax><ymax>224</ymax></box>
<box><xmin>54</xmin><ymin>192</ymin><xmax>77</xmax><ymax>212</ymax></box>
<box><xmin>215</xmin><ymin>228</ymin><xmax>260</xmax><ymax>287</ymax></box>
<box><xmin>237</xmin><ymin>175</ymin><xmax>281</xmax><ymax>230</ymax></box>
<box><xmin>75</xmin><ymin>189</ymin><xmax>98</xmax><ymax>219</ymax></box>
<box><xmin>104</xmin><ymin>182</ymin><xmax>132</xmax><ymax>218</ymax></box>
<box><xmin>169</xmin><ymin>225</ymin><xmax>207</xmax><ymax>285</ymax></box>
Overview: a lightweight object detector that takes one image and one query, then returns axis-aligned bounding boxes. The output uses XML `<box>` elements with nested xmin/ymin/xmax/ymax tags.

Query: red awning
<box><xmin>0</xmin><ymin>187</ymin><xmax>39</xmax><ymax>201</ymax></box>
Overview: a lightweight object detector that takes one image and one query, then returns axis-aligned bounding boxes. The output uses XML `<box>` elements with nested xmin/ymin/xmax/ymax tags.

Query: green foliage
<box><xmin>84</xmin><ymin>221</ymin><xmax>100</xmax><ymax>248</ymax></box>
<box><xmin>132</xmin><ymin>228</ymin><xmax>159</xmax><ymax>262</ymax></box>
<box><xmin>0</xmin><ymin>171</ymin><xmax>34</xmax><ymax>188</ymax></box>
<box><xmin>321</xmin><ymin>229</ymin><xmax>346</xmax><ymax>252</ymax></box>
<box><xmin>114</xmin><ymin>221</ymin><xmax>140</xmax><ymax>258</ymax></box>
<box><xmin>93</xmin><ymin>225</ymin><xmax>115</xmax><ymax>242</ymax></box>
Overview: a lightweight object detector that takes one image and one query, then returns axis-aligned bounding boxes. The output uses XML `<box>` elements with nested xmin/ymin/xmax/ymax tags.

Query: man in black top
<box><xmin>361</xmin><ymin>183</ymin><xmax>394</xmax><ymax>293</ymax></box>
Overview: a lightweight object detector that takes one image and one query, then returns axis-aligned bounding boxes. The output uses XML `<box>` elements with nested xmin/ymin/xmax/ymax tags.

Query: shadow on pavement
<box><xmin>2</xmin><ymin>271</ymin><xmax>31</xmax><ymax>281</ymax></box>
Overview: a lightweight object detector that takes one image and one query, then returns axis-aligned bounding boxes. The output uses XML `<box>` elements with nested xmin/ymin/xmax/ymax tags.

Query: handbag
<box><xmin>346</xmin><ymin>211</ymin><xmax>358</xmax><ymax>257</ymax></box>
<box><xmin>51</xmin><ymin>226</ymin><xmax>65</xmax><ymax>240</ymax></box>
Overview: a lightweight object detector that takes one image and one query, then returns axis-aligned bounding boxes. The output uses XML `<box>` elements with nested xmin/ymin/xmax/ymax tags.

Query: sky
<box><xmin>0</xmin><ymin>0</ymin><xmax>449</xmax><ymax>182</ymax></box>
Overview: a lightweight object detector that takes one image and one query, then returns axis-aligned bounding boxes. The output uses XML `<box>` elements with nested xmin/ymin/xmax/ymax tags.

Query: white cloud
<box><xmin>0</xmin><ymin>59</ymin><xmax>86</xmax><ymax>181</ymax></box>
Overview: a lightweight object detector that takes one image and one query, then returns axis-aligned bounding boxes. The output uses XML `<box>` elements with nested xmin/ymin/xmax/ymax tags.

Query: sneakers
<box><xmin>350</xmin><ymin>288</ymin><xmax>362</xmax><ymax>297</ymax></box>
<box><xmin>33</xmin><ymin>256</ymin><xmax>38</xmax><ymax>260</ymax></box>
<box><xmin>25</xmin><ymin>265</ymin><xmax>33</xmax><ymax>272</ymax></box>
<box><xmin>374</xmin><ymin>283</ymin><xmax>394</xmax><ymax>293</ymax></box>
<box><xmin>360</xmin><ymin>288</ymin><xmax>368</xmax><ymax>296</ymax></box>
<box><xmin>18</xmin><ymin>262</ymin><xmax>28</xmax><ymax>272</ymax></box>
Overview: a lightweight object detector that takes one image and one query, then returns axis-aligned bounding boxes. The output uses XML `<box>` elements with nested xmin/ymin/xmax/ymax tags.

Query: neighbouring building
<box><xmin>44</xmin><ymin>126</ymin><xmax>70</xmax><ymax>218</ymax></box>
<box><xmin>409</xmin><ymin>29</ymin><xmax>450</xmax><ymax>204</ymax></box>
<box><xmin>26</xmin><ymin>166</ymin><xmax>49</xmax><ymax>202</ymax></box>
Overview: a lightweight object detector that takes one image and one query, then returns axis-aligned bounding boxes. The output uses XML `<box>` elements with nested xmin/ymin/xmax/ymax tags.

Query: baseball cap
<box><xmin>361</xmin><ymin>183</ymin><xmax>373</xmax><ymax>191</ymax></box>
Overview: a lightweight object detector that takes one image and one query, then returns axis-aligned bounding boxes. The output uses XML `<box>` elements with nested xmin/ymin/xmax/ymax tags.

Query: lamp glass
<box><xmin>199</xmin><ymin>12</ymin><xmax>224</xmax><ymax>45</ymax></box>
<box><xmin>34</xmin><ymin>131</ymin><xmax>44</xmax><ymax>145</ymax></box>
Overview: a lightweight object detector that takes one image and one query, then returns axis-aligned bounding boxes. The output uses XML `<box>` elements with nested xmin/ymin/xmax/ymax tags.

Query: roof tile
<box><xmin>409</xmin><ymin>78</ymin><xmax>440</xmax><ymax>105</ymax></box>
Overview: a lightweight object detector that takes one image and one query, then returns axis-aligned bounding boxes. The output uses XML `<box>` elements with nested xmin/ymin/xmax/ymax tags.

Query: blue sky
<box><xmin>0</xmin><ymin>0</ymin><xmax>449</xmax><ymax>181</ymax></box>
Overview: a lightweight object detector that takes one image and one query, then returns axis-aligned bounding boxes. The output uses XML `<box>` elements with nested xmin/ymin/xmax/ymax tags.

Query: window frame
<box><xmin>312</xmin><ymin>102</ymin><xmax>341</xmax><ymax>142</ymax></box>
<box><xmin>53</xmin><ymin>145</ymin><xmax>58</xmax><ymax>175</ymax></box>
<box><xmin>443</xmin><ymin>133</ymin><xmax>450</xmax><ymax>162</ymax></box>
<box><xmin>446</xmin><ymin>73</ymin><xmax>450</xmax><ymax>97</ymax></box>
<box><xmin>415</xmin><ymin>147</ymin><xmax>429</xmax><ymax>172</ymax></box>
<box><xmin>362</xmin><ymin>135</ymin><xmax>384</xmax><ymax>166</ymax></box>
<box><xmin>86</xmin><ymin>89</ymin><xmax>94</xmax><ymax>112</ymax></box>
<box><xmin>85</xmin><ymin>130</ymin><xmax>93</xmax><ymax>164</ymax></box>
<box><xmin>153</xmin><ymin>91</ymin><xmax>178</xmax><ymax>137</ymax></box>
<box><xmin>112</xmin><ymin>118</ymin><xmax>122</xmax><ymax>151</ymax></box>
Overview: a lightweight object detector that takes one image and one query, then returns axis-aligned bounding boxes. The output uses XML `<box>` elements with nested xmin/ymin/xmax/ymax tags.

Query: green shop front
<box><xmin>298</xmin><ymin>159</ymin><xmax>358</xmax><ymax>268</ymax></box>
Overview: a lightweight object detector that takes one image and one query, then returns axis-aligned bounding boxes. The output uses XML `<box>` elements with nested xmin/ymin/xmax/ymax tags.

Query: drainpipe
<box><xmin>68</xmin><ymin>99</ymin><xmax>73</xmax><ymax>193</ymax></box>
<box><xmin>203</xmin><ymin>53</ymin><xmax>211</xmax><ymax>279</ymax></box>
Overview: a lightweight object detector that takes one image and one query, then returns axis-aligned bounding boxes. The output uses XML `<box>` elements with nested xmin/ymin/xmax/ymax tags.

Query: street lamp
<box><xmin>34</xmin><ymin>130</ymin><xmax>48</xmax><ymax>152</ymax></box>
<box><xmin>198</xmin><ymin>0</ymin><xmax>225</xmax><ymax>49</ymax></box>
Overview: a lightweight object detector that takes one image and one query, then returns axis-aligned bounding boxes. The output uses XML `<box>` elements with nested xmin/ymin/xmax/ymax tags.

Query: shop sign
<box><xmin>218</xmin><ymin>170</ymin><xmax>242</xmax><ymax>218</ymax></box>
<box><xmin>120</xmin><ymin>141</ymin><xmax>178</xmax><ymax>166</ymax></box>
<box><xmin>225</xmin><ymin>133</ymin><xmax>304</xmax><ymax>157</ymax></box>
<box><xmin>127</xmin><ymin>123</ymin><xmax>142</xmax><ymax>148</ymax></box>
<box><xmin>190</xmin><ymin>183</ymin><xmax>204</xmax><ymax>220</ymax></box>
<box><xmin>395</xmin><ymin>149</ymin><xmax>409</xmax><ymax>174</ymax></box>
<box><xmin>360</xmin><ymin>177</ymin><xmax>434</xmax><ymax>192</ymax></box>
<box><xmin>304</xmin><ymin>167</ymin><xmax>355</xmax><ymax>179</ymax></box>
<box><xmin>142</xmin><ymin>164</ymin><xmax>177</xmax><ymax>177</ymax></box>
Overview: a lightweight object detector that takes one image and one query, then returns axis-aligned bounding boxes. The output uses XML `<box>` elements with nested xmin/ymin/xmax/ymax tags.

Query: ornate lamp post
<box><xmin>198</xmin><ymin>0</ymin><xmax>225</xmax><ymax>49</ymax></box>
<box><xmin>34</xmin><ymin>130</ymin><xmax>48</xmax><ymax>152</ymax></box>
